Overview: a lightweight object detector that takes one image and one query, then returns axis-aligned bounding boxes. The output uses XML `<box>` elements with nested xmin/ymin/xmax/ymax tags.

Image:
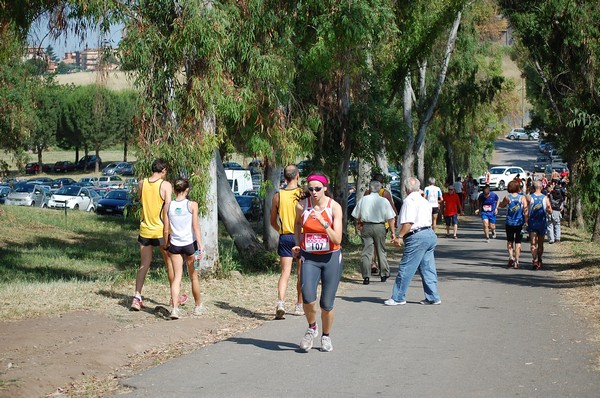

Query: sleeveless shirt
<box><xmin>278</xmin><ymin>187</ymin><xmax>302</xmax><ymax>234</ymax></box>
<box><xmin>139</xmin><ymin>178</ymin><xmax>165</xmax><ymax>239</ymax></box>
<box><xmin>300</xmin><ymin>197</ymin><xmax>340</xmax><ymax>254</ymax></box>
<box><xmin>168</xmin><ymin>198</ymin><xmax>194</xmax><ymax>246</ymax></box>
<box><xmin>506</xmin><ymin>193</ymin><xmax>524</xmax><ymax>226</ymax></box>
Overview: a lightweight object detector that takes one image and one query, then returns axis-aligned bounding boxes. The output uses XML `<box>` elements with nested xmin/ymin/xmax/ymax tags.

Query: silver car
<box><xmin>4</xmin><ymin>184</ymin><xmax>52</xmax><ymax>207</ymax></box>
<box><xmin>48</xmin><ymin>186</ymin><xmax>100</xmax><ymax>212</ymax></box>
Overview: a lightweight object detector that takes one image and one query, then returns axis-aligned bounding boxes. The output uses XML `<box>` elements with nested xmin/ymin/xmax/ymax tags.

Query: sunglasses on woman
<box><xmin>308</xmin><ymin>187</ymin><xmax>323</xmax><ymax>192</ymax></box>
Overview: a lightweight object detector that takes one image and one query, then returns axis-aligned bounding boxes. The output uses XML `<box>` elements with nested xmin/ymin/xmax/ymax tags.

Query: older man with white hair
<box><xmin>352</xmin><ymin>180</ymin><xmax>397</xmax><ymax>285</ymax></box>
<box><xmin>385</xmin><ymin>177</ymin><xmax>441</xmax><ymax>306</ymax></box>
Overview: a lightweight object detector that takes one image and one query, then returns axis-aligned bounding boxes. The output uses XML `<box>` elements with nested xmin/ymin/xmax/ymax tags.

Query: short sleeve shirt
<box><xmin>443</xmin><ymin>192</ymin><xmax>461</xmax><ymax>216</ymax></box>
<box><xmin>399</xmin><ymin>191</ymin><xmax>432</xmax><ymax>230</ymax></box>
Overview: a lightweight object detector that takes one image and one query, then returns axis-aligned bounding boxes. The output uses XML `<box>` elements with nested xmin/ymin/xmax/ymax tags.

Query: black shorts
<box><xmin>168</xmin><ymin>241</ymin><xmax>198</xmax><ymax>256</ymax></box>
<box><xmin>138</xmin><ymin>235</ymin><xmax>165</xmax><ymax>247</ymax></box>
<box><xmin>432</xmin><ymin>207</ymin><xmax>440</xmax><ymax>215</ymax></box>
<box><xmin>506</xmin><ymin>224</ymin><xmax>524</xmax><ymax>244</ymax></box>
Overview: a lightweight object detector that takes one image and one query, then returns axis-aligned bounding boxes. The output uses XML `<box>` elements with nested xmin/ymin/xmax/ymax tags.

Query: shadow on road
<box><xmin>226</xmin><ymin>337</ymin><xmax>299</xmax><ymax>351</ymax></box>
<box><xmin>213</xmin><ymin>301</ymin><xmax>272</xmax><ymax>321</ymax></box>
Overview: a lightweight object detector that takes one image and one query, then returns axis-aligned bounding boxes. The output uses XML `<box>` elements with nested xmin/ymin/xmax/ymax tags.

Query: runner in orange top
<box><xmin>292</xmin><ymin>173</ymin><xmax>343</xmax><ymax>352</ymax></box>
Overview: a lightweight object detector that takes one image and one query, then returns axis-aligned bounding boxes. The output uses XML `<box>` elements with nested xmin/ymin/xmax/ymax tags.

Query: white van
<box><xmin>225</xmin><ymin>169</ymin><xmax>253</xmax><ymax>195</ymax></box>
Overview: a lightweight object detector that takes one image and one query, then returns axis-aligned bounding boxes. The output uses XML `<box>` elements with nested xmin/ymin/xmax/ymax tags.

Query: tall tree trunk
<box><xmin>444</xmin><ymin>139</ymin><xmax>454</xmax><ymax>185</ymax></box>
<box><xmin>263</xmin><ymin>159</ymin><xmax>281</xmax><ymax>252</ymax></box>
<box><xmin>37</xmin><ymin>146</ymin><xmax>43</xmax><ymax>174</ymax></box>
<box><xmin>335</xmin><ymin>73</ymin><xmax>352</xmax><ymax>242</ymax></box>
<box><xmin>123</xmin><ymin>141</ymin><xmax>128</xmax><ymax>162</ymax></box>
<box><xmin>74</xmin><ymin>146</ymin><xmax>79</xmax><ymax>164</ymax></box>
<box><xmin>592</xmin><ymin>211</ymin><xmax>600</xmax><ymax>243</ymax></box>
<box><xmin>575</xmin><ymin>197</ymin><xmax>585</xmax><ymax>229</ymax></box>
<box><xmin>375</xmin><ymin>149</ymin><xmax>389</xmax><ymax>177</ymax></box>
<box><xmin>83</xmin><ymin>147</ymin><xmax>89</xmax><ymax>172</ymax></box>
<box><xmin>401</xmin><ymin>73</ymin><xmax>415</xmax><ymax>198</ymax></box>
<box><xmin>199</xmin><ymin>116</ymin><xmax>219</xmax><ymax>269</ymax></box>
<box><xmin>94</xmin><ymin>148</ymin><xmax>101</xmax><ymax>173</ymax></box>
<box><xmin>216</xmin><ymin>151</ymin><xmax>265</xmax><ymax>257</ymax></box>
<box><xmin>356</xmin><ymin>158</ymin><xmax>372</xmax><ymax>203</ymax></box>
<box><xmin>415</xmin><ymin>11</ymin><xmax>462</xmax><ymax>184</ymax></box>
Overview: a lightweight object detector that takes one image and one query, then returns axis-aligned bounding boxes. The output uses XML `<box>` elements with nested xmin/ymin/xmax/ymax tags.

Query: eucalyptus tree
<box><xmin>499</xmin><ymin>0</ymin><xmax>600</xmax><ymax>241</ymax></box>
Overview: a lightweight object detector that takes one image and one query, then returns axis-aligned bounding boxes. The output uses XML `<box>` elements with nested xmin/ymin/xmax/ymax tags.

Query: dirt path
<box><xmin>0</xmin><ymin>309</ymin><xmax>219</xmax><ymax>397</ymax></box>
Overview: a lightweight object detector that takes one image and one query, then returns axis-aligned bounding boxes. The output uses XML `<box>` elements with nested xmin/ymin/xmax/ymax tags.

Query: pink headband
<box><xmin>307</xmin><ymin>174</ymin><xmax>328</xmax><ymax>186</ymax></box>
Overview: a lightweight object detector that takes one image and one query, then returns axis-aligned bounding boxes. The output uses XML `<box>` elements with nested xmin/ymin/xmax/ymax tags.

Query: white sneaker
<box><xmin>485</xmin><ymin>238</ymin><xmax>490</xmax><ymax>243</ymax></box>
<box><xmin>275</xmin><ymin>300</ymin><xmax>285</xmax><ymax>319</ymax></box>
<box><xmin>294</xmin><ymin>303</ymin><xmax>305</xmax><ymax>316</ymax></box>
<box><xmin>193</xmin><ymin>304</ymin><xmax>207</xmax><ymax>315</ymax></box>
<box><xmin>320</xmin><ymin>335</ymin><xmax>333</xmax><ymax>352</ymax></box>
<box><xmin>170</xmin><ymin>307</ymin><xmax>181</xmax><ymax>319</ymax></box>
<box><xmin>492</xmin><ymin>230</ymin><xmax>497</xmax><ymax>239</ymax></box>
<box><xmin>419</xmin><ymin>299</ymin><xmax>442</xmax><ymax>305</ymax></box>
<box><xmin>384</xmin><ymin>298</ymin><xmax>406</xmax><ymax>306</ymax></box>
<box><xmin>300</xmin><ymin>325</ymin><xmax>318</xmax><ymax>352</ymax></box>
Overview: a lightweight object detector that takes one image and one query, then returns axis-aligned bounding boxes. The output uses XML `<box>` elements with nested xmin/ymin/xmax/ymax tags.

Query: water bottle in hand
<box><xmin>194</xmin><ymin>250</ymin><xmax>201</xmax><ymax>270</ymax></box>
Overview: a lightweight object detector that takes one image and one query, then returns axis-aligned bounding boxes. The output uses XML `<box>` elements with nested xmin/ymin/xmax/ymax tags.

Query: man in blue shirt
<box><xmin>475</xmin><ymin>184</ymin><xmax>500</xmax><ymax>242</ymax></box>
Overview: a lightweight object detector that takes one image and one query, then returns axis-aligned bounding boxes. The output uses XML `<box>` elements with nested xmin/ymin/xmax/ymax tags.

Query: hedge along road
<box><xmin>118</xmin><ymin>141</ymin><xmax>600</xmax><ymax>398</ymax></box>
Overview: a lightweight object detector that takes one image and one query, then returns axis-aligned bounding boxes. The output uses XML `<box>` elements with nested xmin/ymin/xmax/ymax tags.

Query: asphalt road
<box><xmin>118</xmin><ymin>140</ymin><xmax>599</xmax><ymax>398</ymax></box>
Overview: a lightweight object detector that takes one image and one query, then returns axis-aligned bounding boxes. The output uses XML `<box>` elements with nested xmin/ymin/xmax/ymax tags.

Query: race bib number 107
<box><xmin>304</xmin><ymin>233</ymin><xmax>330</xmax><ymax>252</ymax></box>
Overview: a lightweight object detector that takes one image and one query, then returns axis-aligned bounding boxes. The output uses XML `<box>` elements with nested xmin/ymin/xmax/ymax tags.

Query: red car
<box><xmin>53</xmin><ymin>161</ymin><xmax>77</xmax><ymax>173</ymax></box>
<box><xmin>25</xmin><ymin>162</ymin><xmax>52</xmax><ymax>174</ymax></box>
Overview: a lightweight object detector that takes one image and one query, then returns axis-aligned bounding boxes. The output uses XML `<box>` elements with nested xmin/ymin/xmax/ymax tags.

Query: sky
<box><xmin>27</xmin><ymin>16</ymin><xmax>123</xmax><ymax>58</ymax></box>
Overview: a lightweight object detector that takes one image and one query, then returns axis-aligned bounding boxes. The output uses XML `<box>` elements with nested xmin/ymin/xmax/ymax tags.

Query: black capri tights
<box><xmin>300</xmin><ymin>250</ymin><xmax>343</xmax><ymax>311</ymax></box>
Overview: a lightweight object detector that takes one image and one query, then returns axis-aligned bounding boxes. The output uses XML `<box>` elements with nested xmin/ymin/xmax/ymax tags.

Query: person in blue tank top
<box><xmin>475</xmin><ymin>184</ymin><xmax>500</xmax><ymax>242</ymax></box>
<box><xmin>499</xmin><ymin>180</ymin><xmax>529</xmax><ymax>269</ymax></box>
<box><xmin>527</xmin><ymin>180</ymin><xmax>552</xmax><ymax>270</ymax></box>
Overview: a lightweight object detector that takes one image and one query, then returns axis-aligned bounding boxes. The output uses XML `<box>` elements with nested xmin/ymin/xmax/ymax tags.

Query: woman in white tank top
<box><xmin>167</xmin><ymin>178</ymin><xmax>205</xmax><ymax>319</ymax></box>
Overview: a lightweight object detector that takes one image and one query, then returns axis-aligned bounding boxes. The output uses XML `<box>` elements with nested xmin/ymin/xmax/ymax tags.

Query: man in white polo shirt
<box><xmin>384</xmin><ymin>177</ymin><xmax>441</xmax><ymax>306</ymax></box>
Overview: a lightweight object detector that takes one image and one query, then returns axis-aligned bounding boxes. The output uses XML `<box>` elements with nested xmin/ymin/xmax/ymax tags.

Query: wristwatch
<box><xmin>322</xmin><ymin>221</ymin><xmax>330</xmax><ymax>229</ymax></box>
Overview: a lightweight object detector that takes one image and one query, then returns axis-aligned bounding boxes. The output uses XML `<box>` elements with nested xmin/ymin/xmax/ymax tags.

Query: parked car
<box><xmin>251</xmin><ymin>174</ymin><xmax>262</xmax><ymax>190</ymax></box>
<box><xmin>0</xmin><ymin>186</ymin><xmax>11</xmax><ymax>204</ymax></box>
<box><xmin>77</xmin><ymin>155</ymin><xmax>102</xmax><ymax>170</ymax></box>
<box><xmin>526</xmin><ymin>129</ymin><xmax>540</xmax><ymax>140</ymax></box>
<box><xmin>98</xmin><ymin>175</ymin><xmax>123</xmax><ymax>188</ymax></box>
<box><xmin>27</xmin><ymin>177</ymin><xmax>54</xmax><ymax>184</ymax></box>
<box><xmin>124</xmin><ymin>177</ymin><xmax>139</xmax><ymax>192</ymax></box>
<box><xmin>90</xmin><ymin>187</ymin><xmax>110</xmax><ymax>198</ymax></box>
<box><xmin>545</xmin><ymin>164</ymin><xmax>570</xmax><ymax>177</ymax></box>
<box><xmin>234</xmin><ymin>192</ymin><xmax>262</xmax><ymax>220</ymax></box>
<box><xmin>48</xmin><ymin>186</ymin><xmax>99</xmax><ymax>211</ymax></box>
<box><xmin>79</xmin><ymin>176</ymin><xmax>99</xmax><ymax>186</ymax></box>
<box><xmin>96</xmin><ymin>189</ymin><xmax>135</xmax><ymax>215</ymax></box>
<box><xmin>102</xmin><ymin>162</ymin><xmax>130</xmax><ymax>176</ymax></box>
<box><xmin>4</xmin><ymin>184</ymin><xmax>51</xmax><ymax>207</ymax></box>
<box><xmin>534</xmin><ymin>156</ymin><xmax>550</xmax><ymax>172</ymax></box>
<box><xmin>120</xmin><ymin>163</ymin><xmax>135</xmax><ymax>176</ymax></box>
<box><xmin>223</xmin><ymin>161</ymin><xmax>245</xmax><ymax>170</ymax></box>
<box><xmin>25</xmin><ymin>162</ymin><xmax>52</xmax><ymax>174</ymax></box>
<box><xmin>50</xmin><ymin>178</ymin><xmax>76</xmax><ymax>190</ymax></box>
<box><xmin>506</xmin><ymin>128</ymin><xmax>527</xmax><ymax>140</ymax></box>
<box><xmin>477</xmin><ymin>166</ymin><xmax>526</xmax><ymax>190</ymax></box>
<box><xmin>53</xmin><ymin>160</ymin><xmax>77</xmax><ymax>173</ymax></box>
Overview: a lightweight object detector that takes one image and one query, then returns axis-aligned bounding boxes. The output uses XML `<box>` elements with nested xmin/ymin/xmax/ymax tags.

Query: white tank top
<box><xmin>168</xmin><ymin>199</ymin><xmax>194</xmax><ymax>247</ymax></box>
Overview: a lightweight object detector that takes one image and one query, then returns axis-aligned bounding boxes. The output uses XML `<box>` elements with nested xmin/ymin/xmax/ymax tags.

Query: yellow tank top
<box><xmin>278</xmin><ymin>187</ymin><xmax>302</xmax><ymax>234</ymax></box>
<box><xmin>139</xmin><ymin>178</ymin><xmax>165</xmax><ymax>239</ymax></box>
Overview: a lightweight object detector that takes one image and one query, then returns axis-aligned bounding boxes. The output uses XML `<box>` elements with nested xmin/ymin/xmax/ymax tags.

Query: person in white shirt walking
<box><xmin>385</xmin><ymin>177</ymin><xmax>441</xmax><ymax>306</ymax></box>
<box><xmin>166</xmin><ymin>178</ymin><xmax>206</xmax><ymax>319</ymax></box>
<box><xmin>352</xmin><ymin>180</ymin><xmax>397</xmax><ymax>285</ymax></box>
<box><xmin>423</xmin><ymin>177</ymin><xmax>442</xmax><ymax>230</ymax></box>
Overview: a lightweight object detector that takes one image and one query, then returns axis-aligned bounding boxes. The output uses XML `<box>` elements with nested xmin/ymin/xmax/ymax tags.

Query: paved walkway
<box><xmin>119</xmin><ymin>215</ymin><xmax>600</xmax><ymax>398</ymax></box>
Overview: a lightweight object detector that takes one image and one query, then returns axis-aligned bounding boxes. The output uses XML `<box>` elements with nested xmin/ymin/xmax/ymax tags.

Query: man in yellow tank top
<box><xmin>270</xmin><ymin>165</ymin><xmax>304</xmax><ymax>319</ymax></box>
<box><xmin>131</xmin><ymin>159</ymin><xmax>175</xmax><ymax>311</ymax></box>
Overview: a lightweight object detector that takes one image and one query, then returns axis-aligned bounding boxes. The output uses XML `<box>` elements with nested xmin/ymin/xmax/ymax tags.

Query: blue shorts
<box><xmin>481</xmin><ymin>212</ymin><xmax>496</xmax><ymax>224</ymax></box>
<box><xmin>444</xmin><ymin>214</ymin><xmax>458</xmax><ymax>226</ymax></box>
<box><xmin>277</xmin><ymin>234</ymin><xmax>297</xmax><ymax>257</ymax></box>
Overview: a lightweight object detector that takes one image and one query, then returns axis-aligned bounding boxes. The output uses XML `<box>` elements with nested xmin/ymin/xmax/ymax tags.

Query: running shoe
<box><xmin>320</xmin><ymin>335</ymin><xmax>333</xmax><ymax>352</ymax></box>
<box><xmin>300</xmin><ymin>325</ymin><xmax>318</xmax><ymax>352</ymax></box>
<box><xmin>170</xmin><ymin>307</ymin><xmax>181</xmax><ymax>320</ymax></box>
<box><xmin>453</xmin><ymin>235</ymin><xmax>458</xmax><ymax>239</ymax></box>
<box><xmin>507</xmin><ymin>258</ymin><xmax>515</xmax><ymax>268</ymax></box>
<box><xmin>193</xmin><ymin>304</ymin><xmax>207</xmax><ymax>315</ymax></box>
<box><xmin>294</xmin><ymin>303</ymin><xmax>305</xmax><ymax>316</ymax></box>
<box><xmin>491</xmin><ymin>230</ymin><xmax>497</xmax><ymax>239</ymax></box>
<box><xmin>485</xmin><ymin>238</ymin><xmax>490</xmax><ymax>243</ymax></box>
<box><xmin>384</xmin><ymin>298</ymin><xmax>406</xmax><ymax>306</ymax></box>
<box><xmin>419</xmin><ymin>299</ymin><xmax>442</xmax><ymax>305</ymax></box>
<box><xmin>512</xmin><ymin>261</ymin><xmax>520</xmax><ymax>269</ymax></box>
<box><xmin>130</xmin><ymin>296</ymin><xmax>143</xmax><ymax>311</ymax></box>
<box><xmin>275</xmin><ymin>300</ymin><xmax>285</xmax><ymax>319</ymax></box>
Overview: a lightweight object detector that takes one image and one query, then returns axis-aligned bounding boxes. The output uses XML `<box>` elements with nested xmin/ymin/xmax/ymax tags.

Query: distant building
<box><xmin>81</xmin><ymin>48</ymin><xmax>101</xmax><ymax>71</ymax></box>
<box><xmin>24</xmin><ymin>47</ymin><xmax>57</xmax><ymax>72</ymax></box>
<box><xmin>63</xmin><ymin>51</ymin><xmax>81</xmax><ymax>68</ymax></box>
